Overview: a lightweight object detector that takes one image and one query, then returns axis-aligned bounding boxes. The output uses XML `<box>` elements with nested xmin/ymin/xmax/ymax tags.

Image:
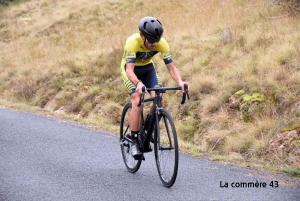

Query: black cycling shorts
<box><xmin>123</xmin><ymin>63</ymin><xmax>162</xmax><ymax>95</ymax></box>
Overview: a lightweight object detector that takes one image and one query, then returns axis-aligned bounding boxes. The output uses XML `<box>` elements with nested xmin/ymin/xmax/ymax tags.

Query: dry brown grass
<box><xmin>1</xmin><ymin>0</ymin><xmax>300</xmax><ymax>175</ymax></box>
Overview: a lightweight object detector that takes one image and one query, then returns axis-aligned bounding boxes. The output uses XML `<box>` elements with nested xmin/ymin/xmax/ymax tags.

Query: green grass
<box><xmin>283</xmin><ymin>166</ymin><xmax>300</xmax><ymax>178</ymax></box>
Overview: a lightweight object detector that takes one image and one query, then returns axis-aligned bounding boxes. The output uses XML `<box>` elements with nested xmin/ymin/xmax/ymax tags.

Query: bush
<box><xmin>271</xmin><ymin>0</ymin><xmax>300</xmax><ymax>11</ymax></box>
<box><xmin>274</xmin><ymin>0</ymin><xmax>300</xmax><ymax>5</ymax></box>
<box><xmin>0</xmin><ymin>0</ymin><xmax>30</xmax><ymax>6</ymax></box>
<box><xmin>0</xmin><ymin>0</ymin><xmax>13</xmax><ymax>6</ymax></box>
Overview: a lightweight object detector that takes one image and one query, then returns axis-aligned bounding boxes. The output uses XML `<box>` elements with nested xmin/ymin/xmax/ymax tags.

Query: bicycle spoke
<box><xmin>163</xmin><ymin>116</ymin><xmax>173</xmax><ymax>147</ymax></box>
<box><xmin>154</xmin><ymin>109</ymin><xmax>178</xmax><ymax>187</ymax></box>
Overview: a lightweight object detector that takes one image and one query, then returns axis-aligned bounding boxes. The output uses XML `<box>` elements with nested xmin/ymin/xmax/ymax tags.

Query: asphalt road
<box><xmin>0</xmin><ymin>108</ymin><xmax>299</xmax><ymax>201</ymax></box>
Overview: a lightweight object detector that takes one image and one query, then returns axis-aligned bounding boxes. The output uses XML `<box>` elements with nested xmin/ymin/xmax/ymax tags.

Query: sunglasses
<box><xmin>147</xmin><ymin>38</ymin><xmax>160</xmax><ymax>44</ymax></box>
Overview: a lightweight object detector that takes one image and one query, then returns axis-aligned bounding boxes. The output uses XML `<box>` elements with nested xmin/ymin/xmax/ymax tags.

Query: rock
<box><xmin>266</xmin><ymin>130</ymin><xmax>300</xmax><ymax>168</ymax></box>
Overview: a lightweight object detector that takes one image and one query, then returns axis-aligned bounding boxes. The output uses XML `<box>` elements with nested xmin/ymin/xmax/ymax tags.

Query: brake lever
<box><xmin>137</xmin><ymin>86</ymin><xmax>146</xmax><ymax>107</ymax></box>
<box><xmin>180</xmin><ymin>83</ymin><xmax>189</xmax><ymax>105</ymax></box>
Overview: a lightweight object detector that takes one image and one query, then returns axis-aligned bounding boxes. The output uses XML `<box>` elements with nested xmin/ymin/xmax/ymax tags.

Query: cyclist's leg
<box><xmin>140</xmin><ymin>63</ymin><xmax>163</xmax><ymax>147</ymax></box>
<box><xmin>129</xmin><ymin>93</ymin><xmax>143</xmax><ymax>132</ymax></box>
<box><xmin>121</xmin><ymin>63</ymin><xmax>144</xmax><ymax>133</ymax></box>
<box><xmin>141</xmin><ymin>63</ymin><xmax>163</xmax><ymax>112</ymax></box>
<box><xmin>121</xmin><ymin>63</ymin><xmax>161</xmax><ymax>151</ymax></box>
<box><xmin>127</xmin><ymin>62</ymin><xmax>162</xmax><ymax>117</ymax></box>
<box><xmin>121</xmin><ymin>64</ymin><xmax>143</xmax><ymax>158</ymax></box>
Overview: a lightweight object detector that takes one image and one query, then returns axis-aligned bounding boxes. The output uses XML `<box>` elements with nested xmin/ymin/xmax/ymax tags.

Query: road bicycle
<box><xmin>120</xmin><ymin>84</ymin><xmax>189</xmax><ymax>187</ymax></box>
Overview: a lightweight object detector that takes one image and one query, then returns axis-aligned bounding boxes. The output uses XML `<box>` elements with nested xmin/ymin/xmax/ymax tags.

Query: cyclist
<box><xmin>120</xmin><ymin>16</ymin><xmax>187</xmax><ymax>159</ymax></box>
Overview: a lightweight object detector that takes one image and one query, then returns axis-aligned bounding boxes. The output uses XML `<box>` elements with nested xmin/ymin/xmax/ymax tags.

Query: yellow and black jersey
<box><xmin>120</xmin><ymin>33</ymin><xmax>173</xmax><ymax>67</ymax></box>
<box><xmin>120</xmin><ymin>33</ymin><xmax>172</xmax><ymax>94</ymax></box>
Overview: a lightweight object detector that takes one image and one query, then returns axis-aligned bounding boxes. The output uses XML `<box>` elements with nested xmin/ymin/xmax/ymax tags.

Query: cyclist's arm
<box><xmin>125</xmin><ymin>63</ymin><xmax>144</xmax><ymax>95</ymax></box>
<box><xmin>166</xmin><ymin>62</ymin><xmax>186</xmax><ymax>92</ymax></box>
<box><xmin>158</xmin><ymin>39</ymin><xmax>186</xmax><ymax>91</ymax></box>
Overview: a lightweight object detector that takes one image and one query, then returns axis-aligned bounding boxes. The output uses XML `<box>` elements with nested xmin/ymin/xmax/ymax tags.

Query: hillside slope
<box><xmin>0</xmin><ymin>0</ymin><xmax>299</xmax><ymax>176</ymax></box>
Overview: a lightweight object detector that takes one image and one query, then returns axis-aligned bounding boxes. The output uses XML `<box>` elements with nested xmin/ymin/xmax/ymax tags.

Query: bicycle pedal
<box><xmin>133</xmin><ymin>154</ymin><xmax>145</xmax><ymax>161</ymax></box>
<box><xmin>143</xmin><ymin>144</ymin><xmax>153</xmax><ymax>153</ymax></box>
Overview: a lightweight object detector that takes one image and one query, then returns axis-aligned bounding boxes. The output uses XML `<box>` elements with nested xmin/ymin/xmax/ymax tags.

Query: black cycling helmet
<box><xmin>138</xmin><ymin>16</ymin><xmax>164</xmax><ymax>40</ymax></box>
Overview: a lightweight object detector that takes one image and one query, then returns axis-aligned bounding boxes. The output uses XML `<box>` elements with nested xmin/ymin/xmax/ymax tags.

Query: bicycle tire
<box><xmin>154</xmin><ymin>109</ymin><xmax>179</xmax><ymax>187</ymax></box>
<box><xmin>120</xmin><ymin>102</ymin><xmax>142</xmax><ymax>173</ymax></box>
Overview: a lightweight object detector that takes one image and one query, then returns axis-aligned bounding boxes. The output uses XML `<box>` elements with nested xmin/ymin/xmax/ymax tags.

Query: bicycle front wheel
<box><xmin>154</xmin><ymin>109</ymin><xmax>179</xmax><ymax>188</ymax></box>
<box><xmin>120</xmin><ymin>102</ymin><xmax>142</xmax><ymax>173</ymax></box>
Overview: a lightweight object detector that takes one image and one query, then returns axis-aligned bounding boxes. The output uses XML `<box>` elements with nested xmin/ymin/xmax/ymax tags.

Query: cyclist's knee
<box><xmin>131</xmin><ymin>93</ymin><xmax>140</xmax><ymax>102</ymax></box>
<box><xmin>131</xmin><ymin>93</ymin><xmax>143</xmax><ymax>109</ymax></box>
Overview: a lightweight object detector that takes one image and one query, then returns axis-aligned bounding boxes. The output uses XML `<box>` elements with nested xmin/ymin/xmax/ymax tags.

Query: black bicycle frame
<box><xmin>141</xmin><ymin>91</ymin><xmax>162</xmax><ymax>148</ymax></box>
<box><xmin>138</xmin><ymin>85</ymin><xmax>189</xmax><ymax>149</ymax></box>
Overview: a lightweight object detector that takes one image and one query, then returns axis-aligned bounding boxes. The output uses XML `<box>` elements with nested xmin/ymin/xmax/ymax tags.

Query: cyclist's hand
<box><xmin>178</xmin><ymin>80</ymin><xmax>188</xmax><ymax>93</ymax></box>
<box><xmin>136</xmin><ymin>81</ymin><xmax>145</xmax><ymax>96</ymax></box>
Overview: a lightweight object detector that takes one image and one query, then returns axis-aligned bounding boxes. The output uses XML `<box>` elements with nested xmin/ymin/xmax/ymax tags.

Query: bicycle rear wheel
<box><xmin>120</xmin><ymin>102</ymin><xmax>142</xmax><ymax>173</ymax></box>
<box><xmin>154</xmin><ymin>109</ymin><xmax>179</xmax><ymax>187</ymax></box>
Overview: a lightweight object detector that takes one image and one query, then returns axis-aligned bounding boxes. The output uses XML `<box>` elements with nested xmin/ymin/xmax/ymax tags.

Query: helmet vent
<box><xmin>155</xmin><ymin>28</ymin><xmax>159</xmax><ymax>37</ymax></box>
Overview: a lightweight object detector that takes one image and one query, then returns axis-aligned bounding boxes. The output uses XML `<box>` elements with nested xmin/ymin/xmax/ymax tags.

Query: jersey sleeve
<box><xmin>158</xmin><ymin>38</ymin><xmax>173</xmax><ymax>65</ymax></box>
<box><xmin>124</xmin><ymin>38</ymin><xmax>138</xmax><ymax>64</ymax></box>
